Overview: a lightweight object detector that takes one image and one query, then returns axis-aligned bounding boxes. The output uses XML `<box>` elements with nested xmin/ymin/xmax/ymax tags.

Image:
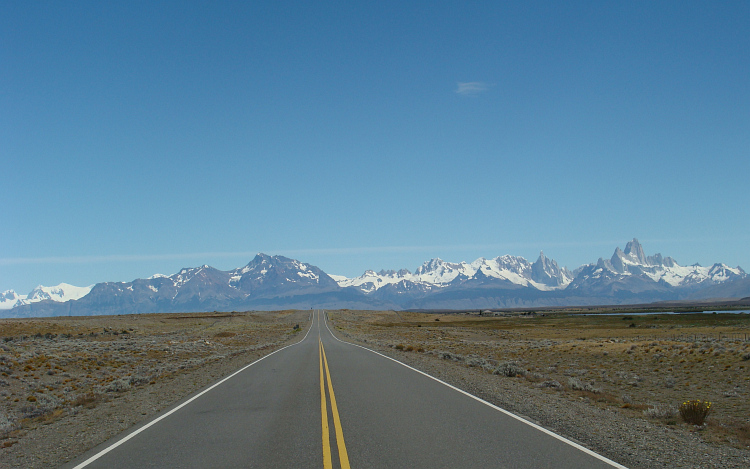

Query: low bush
<box><xmin>538</xmin><ymin>380</ymin><xmax>563</xmax><ymax>390</ymax></box>
<box><xmin>494</xmin><ymin>361</ymin><xmax>525</xmax><ymax>377</ymax></box>
<box><xmin>20</xmin><ymin>394</ymin><xmax>61</xmax><ymax>419</ymax></box>
<box><xmin>104</xmin><ymin>378</ymin><xmax>131</xmax><ymax>393</ymax></box>
<box><xmin>71</xmin><ymin>392</ymin><xmax>99</xmax><ymax>408</ymax></box>
<box><xmin>567</xmin><ymin>377</ymin><xmax>602</xmax><ymax>394</ymax></box>
<box><xmin>679</xmin><ymin>400</ymin><xmax>712</xmax><ymax>425</ymax></box>
<box><xmin>0</xmin><ymin>411</ymin><xmax>14</xmax><ymax>434</ymax></box>
<box><xmin>644</xmin><ymin>404</ymin><xmax>677</xmax><ymax>419</ymax></box>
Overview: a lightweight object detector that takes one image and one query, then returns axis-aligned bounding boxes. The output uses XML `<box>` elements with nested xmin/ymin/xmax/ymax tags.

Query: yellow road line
<box><xmin>319</xmin><ymin>338</ymin><xmax>332</xmax><ymax>469</ymax></box>
<box><xmin>321</xmin><ymin>340</ymin><xmax>351</xmax><ymax>469</ymax></box>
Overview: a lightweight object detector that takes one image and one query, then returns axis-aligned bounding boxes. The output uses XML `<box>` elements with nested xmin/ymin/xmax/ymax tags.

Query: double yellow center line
<box><xmin>319</xmin><ymin>336</ymin><xmax>350</xmax><ymax>469</ymax></box>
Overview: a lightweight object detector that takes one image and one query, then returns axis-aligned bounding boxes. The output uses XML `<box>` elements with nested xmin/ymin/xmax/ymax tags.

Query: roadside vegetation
<box><xmin>0</xmin><ymin>311</ymin><xmax>304</xmax><ymax>461</ymax></box>
<box><xmin>331</xmin><ymin>309</ymin><xmax>750</xmax><ymax>451</ymax></box>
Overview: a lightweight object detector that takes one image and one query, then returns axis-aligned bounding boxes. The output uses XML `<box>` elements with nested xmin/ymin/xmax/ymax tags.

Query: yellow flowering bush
<box><xmin>678</xmin><ymin>399</ymin><xmax>712</xmax><ymax>425</ymax></box>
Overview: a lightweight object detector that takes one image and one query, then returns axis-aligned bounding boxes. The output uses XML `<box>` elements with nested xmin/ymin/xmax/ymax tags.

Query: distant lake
<box><xmin>584</xmin><ymin>310</ymin><xmax>749</xmax><ymax>316</ymax></box>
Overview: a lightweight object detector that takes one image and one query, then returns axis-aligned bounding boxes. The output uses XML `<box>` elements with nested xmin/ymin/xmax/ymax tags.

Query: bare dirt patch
<box><xmin>0</xmin><ymin>310</ymin><xmax>308</xmax><ymax>468</ymax></box>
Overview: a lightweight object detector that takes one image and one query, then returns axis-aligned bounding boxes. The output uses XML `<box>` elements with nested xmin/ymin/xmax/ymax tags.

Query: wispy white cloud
<box><xmin>0</xmin><ymin>242</ymin><xmax>612</xmax><ymax>266</ymax></box>
<box><xmin>455</xmin><ymin>81</ymin><xmax>490</xmax><ymax>96</ymax></box>
<box><xmin>0</xmin><ymin>252</ymin><xmax>258</xmax><ymax>266</ymax></box>
<box><xmin>0</xmin><ymin>247</ymin><xmax>471</xmax><ymax>266</ymax></box>
<box><xmin>3</xmin><ymin>237</ymin><xmax>739</xmax><ymax>267</ymax></box>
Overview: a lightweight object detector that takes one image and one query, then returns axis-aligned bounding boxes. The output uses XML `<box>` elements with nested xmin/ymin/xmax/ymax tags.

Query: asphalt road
<box><xmin>61</xmin><ymin>310</ymin><xmax>627</xmax><ymax>468</ymax></box>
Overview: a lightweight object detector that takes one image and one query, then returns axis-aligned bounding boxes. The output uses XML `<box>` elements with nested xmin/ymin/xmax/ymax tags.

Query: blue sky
<box><xmin>2</xmin><ymin>1</ymin><xmax>748</xmax><ymax>293</ymax></box>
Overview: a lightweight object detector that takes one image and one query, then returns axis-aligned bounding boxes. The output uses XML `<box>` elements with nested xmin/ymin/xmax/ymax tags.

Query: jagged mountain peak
<box><xmin>623</xmin><ymin>238</ymin><xmax>647</xmax><ymax>264</ymax></box>
<box><xmin>4</xmin><ymin>238</ymin><xmax>748</xmax><ymax>317</ymax></box>
<box><xmin>230</xmin><ymin>254</ymin><xmax>337</xmax><ymax>292</ymax></box>
<box><xmin>531</xmin><ymin>251</ymin><xmax>571</xmax><ymax>287</ymax></box>
<box><xmin>418</xmin><ymin>257</ymin><xmax>445</xmax><ymax>270</ymax></box>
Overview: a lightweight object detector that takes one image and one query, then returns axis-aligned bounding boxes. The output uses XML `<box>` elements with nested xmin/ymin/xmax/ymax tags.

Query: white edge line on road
<box><xmin>322</xmin><ymin>312</ymin><xmax>629</xmax><ymax>469</ymax></box>
<box><xmin>70</xmin><ymin>314</ymin><xmax>315</xmax><ymax>469</ymax></box>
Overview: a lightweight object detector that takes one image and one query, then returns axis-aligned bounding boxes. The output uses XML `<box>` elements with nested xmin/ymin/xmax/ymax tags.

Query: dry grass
<box><xmin>0</xmin><ymin>310</ymin><xmax>305</xmax><ymax>447</ymax></box>
<box><xmin>330</xmin><ymin>309</ymin><xmax>750</xmax><ymax>450</ymax></box>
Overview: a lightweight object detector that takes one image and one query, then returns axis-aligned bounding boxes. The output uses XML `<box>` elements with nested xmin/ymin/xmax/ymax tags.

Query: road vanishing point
<box><xmin>62</xmin><ymin>311</ymin><xmax>627</xmax><ymax>468</ymax></box>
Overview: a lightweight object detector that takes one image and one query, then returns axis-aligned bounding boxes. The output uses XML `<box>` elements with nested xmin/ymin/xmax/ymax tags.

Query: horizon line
<box><xmin>0</xmin><ymin>237</ymin><xmax>734</xmax><ymax>267</ymax></box>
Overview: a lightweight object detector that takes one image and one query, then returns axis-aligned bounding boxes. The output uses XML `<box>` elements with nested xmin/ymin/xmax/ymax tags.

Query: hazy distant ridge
<box><xmin>3</xmin><ymin>239</ymin><xmax>747</xmax><ymax>317</ymax></box>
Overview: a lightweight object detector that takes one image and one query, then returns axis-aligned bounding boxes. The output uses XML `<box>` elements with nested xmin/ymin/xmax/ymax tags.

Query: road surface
<box><xmin>61</xmin><ymin>310</ymin><xmax>626</xmax><ymax>468</ymax></box>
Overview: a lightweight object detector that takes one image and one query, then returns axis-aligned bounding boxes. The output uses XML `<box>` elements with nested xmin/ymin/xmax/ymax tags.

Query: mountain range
<box><xmin>2</xmin><ymin>239</ymin><xmax>748</xmax><ymax>318</ymax></box>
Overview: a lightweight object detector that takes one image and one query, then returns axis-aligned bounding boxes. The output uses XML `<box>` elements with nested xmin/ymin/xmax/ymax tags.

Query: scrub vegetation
<box><xmin>0</xmin><ymin>311</ymin><xmax>306</xmax><ymax>467</ymax></box>
<box><xmin>330</xmin><ymin>310</ymin><xmax>750</xmax><ymax>452</ymax></box>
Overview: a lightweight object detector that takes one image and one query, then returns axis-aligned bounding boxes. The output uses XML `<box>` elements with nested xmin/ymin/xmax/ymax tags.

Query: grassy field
<box><xmin>332</xmin><ymin>309</ymin><xmax>750</xmax><ymax>449</ymax></box>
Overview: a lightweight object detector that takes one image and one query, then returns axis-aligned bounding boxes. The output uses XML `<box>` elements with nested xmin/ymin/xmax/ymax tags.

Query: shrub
<box><xmin>71</xmin><ymin>392</ymin><xmax>99</xmax><ymax>407</ymax></box>
<box><xmin>0</xmin><ymin>411</ymin><xmax>14</xmax><ymax>434</ymax></box>
<box><xmin>644</xmin><ymin>404</ymin><xmax>677</xmax><ymax>419</ymax></box>
<box><xmin>405</xmin><ymin>345</ymin><xmax>414</xmax><ymax>352</ymax></box>
<box><xmin>679</xmin><ymin>400</ymin><xmax>712</xmax><ymax>425</ymax></box>
<box><xmin>494</xmin><ymin>361</ymin><xmax>525</xmax><ymax>377</ymax></box>
<box><xmin>567</xmin><ymin>377</ymin><xmax>602</xmax><ymax>394</ymax></box>
<box><xmin>567</xmin><ymin>377</ymin><xmax>584</xmax><ymax>390</ymax></box>
<box><xmin>104</xmin><ymin>378</ymin><xmax>131</xmax><ymax>393</ymax></box>
<box><xmin>394</xmin><ymin>344</ymin><xmax>404</xmax><ymax>350</ymax></box>
<box><xmin>20</xmin><ymin>394</ymin><xmax>61</xmax><ymax>419</ymax></box>
<box><xmin>538</xmin><ymin>380</ymin><xmax>562</xmax><ymax>390</ymax></box>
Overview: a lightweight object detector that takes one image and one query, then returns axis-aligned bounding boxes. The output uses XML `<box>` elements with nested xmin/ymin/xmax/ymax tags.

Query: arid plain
<box><xmin>1</xmin><ymin>308</ymin><xmax>749</xmax><ymax>468</ymax></box>
<box><xmin>0</xmin><ymin>310</ymin><xmax>309</xmax><ymax>468</ymax></box>
<box><xmin>328</xmin><ymin>309</ymin><xmax>750</xmax><ymax>466</ymax></box>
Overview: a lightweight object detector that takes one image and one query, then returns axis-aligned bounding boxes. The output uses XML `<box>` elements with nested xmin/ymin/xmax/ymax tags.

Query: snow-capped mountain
<box><xmin>3</xmin><ymin>241</ymin><xmax>748</xmax><ymax>317</ymax></box>
<box><xmin>0</xmin><ymin>290</ymin><xmax>24</xmax><ymax>310</ymax></box>
<box><xmin>227</xmin><ymin>253</ymin><xmax>339</xmax><ymax>296</ymax></box>
<box><xmin>531</xmin><ymin>251</ymin><xmax>573</xmax><ymax>287</ymax></box>
<box><xmin>336</xmin><ymin>253</ymin><xmax>573</xmax><ymax>295</ymax></box>
<box><xmin>568</xmin><ymin>239</ymin><xmax>746</xmax><ymax>296</ymax></box>
<box><xmin>0</xmin><ymin>283</ymin><xmax>92</xmax><ymax>310</ymax></box>
<box><xmin>4</xmin><ymin>254</ymin><xmax>378</xmax><ymax>317</ymax></box>
<box><xmin>332</xmin><ymin>269</ymin><xmax>414</xmax><ymax>293</ymax></box>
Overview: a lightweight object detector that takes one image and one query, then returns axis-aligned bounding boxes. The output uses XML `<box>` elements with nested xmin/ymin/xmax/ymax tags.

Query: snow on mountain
<box><xmin>0</xmin><ymin>290</ymin><xmax>24</xmax><ymax>310</ymax></box>
<box><xmin>531</xmin><ymin>251</ymin><xmax>573</xmax><ymax>287</ymax></box>
<box><xmin>569</xmin><ymin>239</ymin><xmax>746</xmax><ymax>292</ymax></box>
<box><xmin>335</xmin><ymin>269</ymin><xmax>414</xmax><ymax>293</ymax></box>
<box><xmin>5</xmin><ymin>241</ymin><xmax>747</xmax><ymax>317</ymax></box>
<box><xmin>0</xmin><ymin>283</ymin><xmax>93</xmax><ymax>309</ymax></box>
<box><xmin>25</xmin><ymin>283</ymin><xmax>93</xmax><ymax>302</ymax></box>
<box><xmin>171</xmin><ymin>265</ymin><xmax>211</xmax><ymax>289</ymax></box>
<box><xmin>332</xmin><ymin>239</ymin><xmax>746</xmax><ymax>298</ymax></box>
<box><xmin>614</xmin><ymin>239</ymin><xmax>745</xmax><ymax>287</ymax></box>
<box><xmin>334</xmin><ymin>253</ymin><xmax>573</xmax><ymax>293</ymax></box>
